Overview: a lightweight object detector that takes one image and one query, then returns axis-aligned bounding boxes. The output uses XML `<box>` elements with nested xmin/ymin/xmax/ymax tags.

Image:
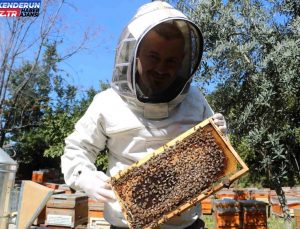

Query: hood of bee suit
<box><xmin>111</xmin><ymin>1</ymin><xmax>203</xmax><ymax>119</ymax></box>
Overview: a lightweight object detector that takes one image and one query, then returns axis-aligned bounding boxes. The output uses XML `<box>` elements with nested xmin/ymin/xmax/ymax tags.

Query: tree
<box><xmin>11</xmin><ymin>79</ymin><xmax>110</xmax><ymax>180</ymax></box>
<box><xmin>0</xmin><ymin>0</ymin><xmax>102</xmax><ymax>180</ymax></box>
<box><xmin>171</xmin><ymin>0</ymin><xmax>300</xmax><ymax>221</ymax></box>
<box><xmin>41</xmin><ymin>80</ymin><xmax>110</xmax><ymax>167</ymax></box>
<box><xmin>0</xmin><ymin>0</ymin><xmax>87</xmax><ymax>148</ymax></box>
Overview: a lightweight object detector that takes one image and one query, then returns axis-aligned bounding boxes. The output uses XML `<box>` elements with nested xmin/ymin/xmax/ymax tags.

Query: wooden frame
<box><xmin>110</xmin><ymin>118</ymin><xmax>249</xmax><ymax>228</ymax></box>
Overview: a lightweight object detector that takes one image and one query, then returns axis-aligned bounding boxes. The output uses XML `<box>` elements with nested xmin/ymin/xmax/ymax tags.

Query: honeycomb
<box><xmin>110</xmin><ymin>122</ymin><xmax>235</xmax><ymax>228</ymax></box>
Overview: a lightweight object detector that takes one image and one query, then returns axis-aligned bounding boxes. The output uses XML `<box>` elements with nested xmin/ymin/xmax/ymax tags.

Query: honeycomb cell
<box><xmin>111</xmin><ymin>127</ymin><xmax>227</xmax><ymax>229</ymax></box>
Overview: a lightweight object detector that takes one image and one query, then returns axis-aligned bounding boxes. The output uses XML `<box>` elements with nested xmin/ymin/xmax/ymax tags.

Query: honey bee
<box><xmin>111</xmin><ymin>126</ymin><xmax>226</xmax><ymax>228</ymax></box>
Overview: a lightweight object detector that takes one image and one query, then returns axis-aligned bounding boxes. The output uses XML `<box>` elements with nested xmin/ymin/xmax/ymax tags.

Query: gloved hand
<box><xmin>76</xmin><ymin>169</ymin><xmax>116</xmax><ymax>202</ymax></box>
<box><xmin>212</xmin><ymin>113</ymin><xmax>227</xmax><ymax>135</ymax></box>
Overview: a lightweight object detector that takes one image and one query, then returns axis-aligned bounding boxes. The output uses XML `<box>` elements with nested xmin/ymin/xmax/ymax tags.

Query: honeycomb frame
<box><xmin>110</xmin><ymin>118</ymin><xmax>249</xmax><ymax>228</ymax></box>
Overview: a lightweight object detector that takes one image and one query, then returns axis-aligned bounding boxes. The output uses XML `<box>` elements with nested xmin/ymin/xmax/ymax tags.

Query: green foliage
<box><xmin>0</xmin><ymin>1</ymin><xmax>109</xmax><ymax>179</ymax></box>
<box><xmin>41</xmin><ymin>85</ymin><xmax>98</xmax><ymax>159</ymax></box>
<box><xmin>11</xmin><ymin>78</ymin><xmax>110</xmax><ymax>178</ymax></box>
<box><xmin>6</xmin><ymin>42</ymin><xmax>109</xmax><ymax>178</ymax></box>
<box><xmin>40</xmin><ymin>82</ymin><xmax>109</xmax><ymax>170</ymax></box>
<box><xmin>173</xmin><ymin>0</ymin><xmax>300</xmax><ymax>191</ymax></box>
<box><xmin>95</xmin><ymin>147</ymin><xmax>109</xmax><ymax>171</ymax></box>
<box><xmin>173</xmin><ymin>0</ymin><xmax>299</xmax><ymax>220</ymax></box>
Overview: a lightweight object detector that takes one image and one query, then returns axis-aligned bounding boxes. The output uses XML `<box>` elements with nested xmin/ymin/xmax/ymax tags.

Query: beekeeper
<box><xmin>61</xmin><ymin>1</ymin><xmax>227</xmax><ymax>228</ymax></box>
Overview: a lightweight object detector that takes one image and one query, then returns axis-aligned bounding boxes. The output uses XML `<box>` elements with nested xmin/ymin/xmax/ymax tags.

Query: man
<box><xmin>61</xmin><ymin>1</ymin><xmax>226</xmax><ymax>228</ymax></box>
<box><xmin>136</xmin><ymin>22</ymin><xmax>186</xmax><ymax>102</ymax></box>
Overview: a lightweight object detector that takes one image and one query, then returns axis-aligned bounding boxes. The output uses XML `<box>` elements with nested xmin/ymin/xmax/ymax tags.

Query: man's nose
<box><xmin>155</xmin><ymin>61</ymin><xmax>167</xmax><ymax>75</ymax></box>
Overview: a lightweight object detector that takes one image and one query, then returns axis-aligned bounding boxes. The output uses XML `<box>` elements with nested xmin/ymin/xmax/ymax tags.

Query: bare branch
<box><xmin>1</xmin><ymin>123</ymin><xmax>41</xmax><ymax>132</ymax></box>
<box><xmin>60</xmin><ymin>31</ymin><xmax>88</xmax><ymax>61</ymax></box>
<box><xmin>0</xmin><ymin>0</ymin><xmax>96</xmax><ymax>146</ymax></box>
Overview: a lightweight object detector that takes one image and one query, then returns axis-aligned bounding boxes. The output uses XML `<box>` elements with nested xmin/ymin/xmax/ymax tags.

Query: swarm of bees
<box><xmin>111</xmin><ymin>126</ymin><xmax>227</xmax><ymax>229</ymax></box>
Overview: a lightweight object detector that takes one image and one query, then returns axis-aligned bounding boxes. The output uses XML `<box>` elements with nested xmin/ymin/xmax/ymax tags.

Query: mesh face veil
<box><xmin>111</xmin><ymin>1</ymin><xmax>203</xmax><ymax>119</ymax></box>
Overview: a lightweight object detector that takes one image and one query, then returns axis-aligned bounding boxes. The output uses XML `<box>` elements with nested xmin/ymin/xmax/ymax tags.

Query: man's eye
<box><xmin>148</xmin><ymin>54</ymin><xmax>159</xmax><ymax>61</ymax></box>
<box><xmin>166</xmin><ymin>59</ymin><xmax>178</xmax><ymax>66</ymax></box>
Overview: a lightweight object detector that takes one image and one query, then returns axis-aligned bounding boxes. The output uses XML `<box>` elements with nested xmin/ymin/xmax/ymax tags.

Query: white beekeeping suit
<box><xmin>61</xmin><ymin>1</ymin><xmax>216</xmax><ymax>228</ymax></box>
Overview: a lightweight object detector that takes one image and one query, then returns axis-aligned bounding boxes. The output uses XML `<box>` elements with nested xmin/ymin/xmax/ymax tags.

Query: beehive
<box><xmin>110</xmin><ymin>118</ymin><xmax>249</xmax><ymax>229</ymax></box>
<box><xmin>234</xmin><ymin>189</ymin><xmax>249</xmax><ymax>200</ymax></box>
<box><xmin>88</xmin><ymin>198</ymin><xmax>110</xmax><ymax>228</ymax></box>
<box><xmin>214</xmin><ymin>199</ymin><xmax>241</xmax><ymax>228</ymax></box>
<box><xmin>295</xmin><ymin>208</ymin><xmax>300</xmax><ymax>229</ymax></box>
<box><xmin>201</xmin><ymin>196</ymin><xmax>213</xmax><ymax>215</ymax></box>
<box><xmin>270</xmin><ymin>194</ymin><xmax>300</xmax><ymax>217</ymax></box>
<box><xmin>216</xmin><ymin>189</ymin><xmax>236</xmax><ymax>200</ymax></box>
<box><xmin>239</xmin><ymin>200</ymin><xmax>268</xmax><ymax>228</ymax></box>
<box><xmin>45</xmin><ymin>193</ymin><xmax>88</xmax><ymax>228</ymax></box>
<box><xmin>250</xmin><ymin>188</ymin><xmax>270</xmax><ymax>204</ymax></box>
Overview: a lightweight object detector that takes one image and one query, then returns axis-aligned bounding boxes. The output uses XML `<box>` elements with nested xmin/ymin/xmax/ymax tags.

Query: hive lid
<box><xmin>0</xmin><ymin>148</ymin><xmax>17</xmax><ymax>166</ymax></box>
<box><xmin>46</xmin><ymin>193</ymin><xmax>88</xmax><ymax>209</ymax></box>
<box><xmin>239</xmin><ymin>199</ymin><xmax>267</xmax><ymax>206</ymax></box>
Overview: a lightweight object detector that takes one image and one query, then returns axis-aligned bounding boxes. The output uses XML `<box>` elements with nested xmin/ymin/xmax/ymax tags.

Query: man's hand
<box><xmin>76</xmin><ymin>169</ymin><xmax>116</xmax><ymax>202</ymax></box>
<box><xmin>212</xmin><ymin>113</ymin><xmax>227</xmax><ymax>135</ymax></box>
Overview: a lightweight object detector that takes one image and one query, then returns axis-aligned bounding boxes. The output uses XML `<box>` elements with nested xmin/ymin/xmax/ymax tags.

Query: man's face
<box><xmin>136</xmin><ymin>30</ymin><xmax>185</xmax><ymax>97</ymax></box>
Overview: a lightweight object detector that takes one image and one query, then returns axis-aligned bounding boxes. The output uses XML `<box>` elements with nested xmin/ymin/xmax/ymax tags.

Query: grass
<box><xmin>201</xmin><ymin>214</ymin><xmax>296</xmax><ymax>229</ymax></box>
<box><xmin>267</xmin><ymin>215</ymin><xmax>295</xmax><ymax>229</ymax></box>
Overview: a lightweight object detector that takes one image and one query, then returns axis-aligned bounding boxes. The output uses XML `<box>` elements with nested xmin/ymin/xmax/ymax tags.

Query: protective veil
<box><xmin>111</xmin><ymin>1</ymin><xmax>203</xmax><ymax>119</ymax></box>
<box><xmin>62</xmin><ymin>1</ymin><xmax>214</xmax><ymax>228</ymax></box>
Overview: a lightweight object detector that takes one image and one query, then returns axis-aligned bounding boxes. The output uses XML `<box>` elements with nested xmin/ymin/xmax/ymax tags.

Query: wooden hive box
<box><xmin>45</xmin><ymin>193</ymin><xmax>88</xmax><ymax>228</ymax></box>
<box><xmin>32</xmin><ymin>190</ymin><xmax>65</xmax><ymax>226</ymax></box>
<box><xmin>88</xmin><ymin>198</ymin><xmax>104</xmax><ymax>212</ymax></box>
<box><xmin>32</xmin><ymin>170</ymin><xmax>46</xmax><ymax>183</ymax></box>
<box><xmin>270</xmin><ymin>194</ymin><xmax>300</xmax><ymax>217</ymax></box>
<box><xmin>110</xmin><ymin>118</ymin><xmax>249</xmax><ymax>229</ymax></box>
<box><xmin>251</xmin><ymin>189</ymin><xmax>270</xmax><ymax>204</ymax></box>
<box><xmin>89</xmin><ymin>217</ymin><xmax>110</xmax><ymax>229</ymax></box>
<box><xmin>286</xmin><ymin>186</ymin><xmax>300</xmax><ymax>198</ymax></box>
<box><xmin>216</xmin><ymin>188</ymin><xmax>250</xmax><ymax>201</ymax></box>
<box><xmin>214</xmin><ymin>199</ymin><xmax>241</xmax><ymax>229</ymax></box>
<box><xmin>88</xmin><ymin>198</ymin><xmax>110</xmax><ymax>228</ymax></box>
<box><xmin>233</xmin><ymin>189</ymin><xmax>249</xmax><ymax>201</ymax></box>
<box><xmin>201</xmin><ymin>196</ymin><xmax>213</xmax><ymax>215</ymax></box>
<box><xmin>216</xmin><ymin>189</ymin><xmax>236</xmax><ymax>200</ymax></box>
<box><xmin>295</xmin><ymin>208</ymin><xmax>300</xmax><ymax>229</ymax></box>
<box><xmin>239</xmin><ymin>200</ymin><xmax>267</xmax><ymax>228</ymax></box>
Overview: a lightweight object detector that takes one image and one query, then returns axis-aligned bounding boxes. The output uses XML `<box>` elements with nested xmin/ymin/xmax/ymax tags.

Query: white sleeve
<box><xmin>200</xmin><ymin>92</ymin><xmax>214</xmax><ymax>119</ymax></box>
<box><xmin>191</xmin><ymin>87</ymin><xmax>214</xmax><ymax>120</ymax></box>
<box><xmin>61</xmin><ymin>94</ymin><xmax>107</xmax><ymax>190</ymax></box>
